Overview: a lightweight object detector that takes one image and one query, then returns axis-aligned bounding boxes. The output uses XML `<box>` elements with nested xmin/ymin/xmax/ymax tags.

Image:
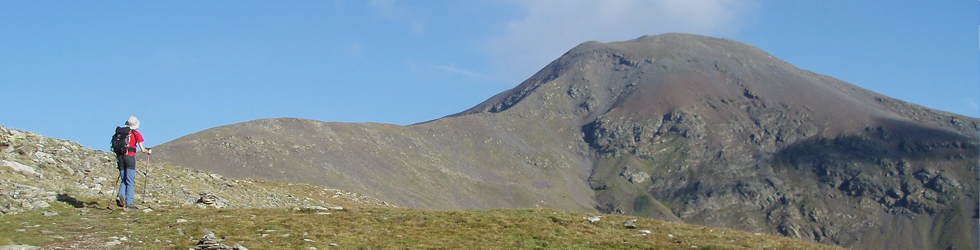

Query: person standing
<box><xmin>115</xmin><ymin>116</ymin><xmax>151</xmax><ymax>209</ymax></box>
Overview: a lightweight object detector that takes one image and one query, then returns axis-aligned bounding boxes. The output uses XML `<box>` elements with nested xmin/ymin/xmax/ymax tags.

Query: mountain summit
<box><xmin>154</xmin><ymin>34</ymin><xmax>978</xmax><ymax>250</ymax></box>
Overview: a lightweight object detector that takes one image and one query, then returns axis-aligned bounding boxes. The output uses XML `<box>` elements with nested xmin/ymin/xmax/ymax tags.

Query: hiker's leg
<box><xmin>124</xmin><ymin>167</ymin><xmax>136</xmax><ymax>204</ymax></box>
<box><xmin>117</xmin><ymin>155</ymin><xmax>126</xmax><ymax>197</ymax></box>
<box><xmin>121</xmin><ymin>155</ymin><xmax>137</xmax><ymax>205</ymax></box>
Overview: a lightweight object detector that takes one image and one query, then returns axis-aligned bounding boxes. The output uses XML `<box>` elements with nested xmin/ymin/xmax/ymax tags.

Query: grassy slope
<box><xmin>0</xmin><ymin>201</ymin><xmax>842</xmax><ymax>250</ymax></box>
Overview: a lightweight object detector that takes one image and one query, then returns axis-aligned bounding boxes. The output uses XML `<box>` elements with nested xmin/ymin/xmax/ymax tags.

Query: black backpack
<box><xmin>111</xmin><ymin>126</ymin><xmax>135</xmax><ymax>154</ymax></box>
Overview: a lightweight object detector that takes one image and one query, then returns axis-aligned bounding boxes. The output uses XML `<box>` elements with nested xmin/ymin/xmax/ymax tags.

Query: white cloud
<box><xmin>486</xmin><ymin>0</ymin><xmax>756</xmax><ymax>82</ymax></box>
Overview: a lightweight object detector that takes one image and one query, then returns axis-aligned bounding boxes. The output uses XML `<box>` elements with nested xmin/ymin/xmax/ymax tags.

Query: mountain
<box><xmin>153</xmin><ymin>33</ymin><xmax>979</xmax><ymax>250</ymax></box>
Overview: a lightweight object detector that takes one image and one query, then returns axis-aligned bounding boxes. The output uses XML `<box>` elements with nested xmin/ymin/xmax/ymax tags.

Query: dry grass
<box><xmin>0</xmin><ymin>200</ymin><xmax>842</xmax><ymax>250</ymax></box>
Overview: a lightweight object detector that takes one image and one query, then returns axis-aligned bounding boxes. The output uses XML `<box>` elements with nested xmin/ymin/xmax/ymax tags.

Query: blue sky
<box><xmin>1</xmin><ymin>1</ymin><xmax>977</xmax><ymax>149</ymax></box>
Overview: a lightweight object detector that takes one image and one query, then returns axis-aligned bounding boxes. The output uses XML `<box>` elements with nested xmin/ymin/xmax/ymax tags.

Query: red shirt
<box><xmin>127</xmin><ymin>130</ymin><xmax>145</xmax><ymax>156</ymax></box>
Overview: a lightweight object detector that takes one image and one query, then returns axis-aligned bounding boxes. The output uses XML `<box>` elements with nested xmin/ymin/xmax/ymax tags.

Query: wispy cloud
<box><xmin>967</xmin><ymin>97</ymin><xmax>980</xmax><ymax>115</ymax></box>
<box><xmin>432</xmin><ymin>64</ymin><xmax>493</xmax><ymax>82</ymax></box>
<box><xmin>486</xmin><ymin>0</ymin><xmax>757</xmax><ymax>82</ymax></box>
<box><xmin>367</xmin><ymin>0</ymin><xmax>400</xmax><ymax>19</ymax></box>
<box><xmin>367</xmin><ymin>0</ymin><xmax>426</xmax><ymax>35</ymax></box>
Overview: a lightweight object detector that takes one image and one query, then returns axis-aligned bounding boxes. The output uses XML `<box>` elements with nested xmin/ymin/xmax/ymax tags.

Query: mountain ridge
<box><xmin>0</xmin><ymin>126</ymin><xmax>847</xmax><ymax>249</ymax></box>
<box><xmin>153</xmin><ymin>33</ymin><xmax>978</xmax><ymax>250</ymax></box>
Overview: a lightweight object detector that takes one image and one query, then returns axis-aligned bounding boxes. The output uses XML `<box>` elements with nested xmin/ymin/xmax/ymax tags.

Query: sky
<box><xmin>1</xmin><ymin>1</ymin><xmax>977</xmax><ymax>150</ymax></box>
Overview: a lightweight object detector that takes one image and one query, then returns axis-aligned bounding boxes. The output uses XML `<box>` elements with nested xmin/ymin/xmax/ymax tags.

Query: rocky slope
<box><xmin>152</xmin><ymin>34</ymin><xmax>979</xmax><ymax>250</ymax></box>
<box><xmin>0</xmin><ymin>125</ymin><xmax>388</xmax><ymax>216</ymax></box>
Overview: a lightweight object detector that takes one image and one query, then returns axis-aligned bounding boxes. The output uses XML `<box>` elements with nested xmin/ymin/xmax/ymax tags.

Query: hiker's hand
<box><xmin>146</xmin><ymin>148</ymin><xmax>152</xmax><ymax>155</ymax></box>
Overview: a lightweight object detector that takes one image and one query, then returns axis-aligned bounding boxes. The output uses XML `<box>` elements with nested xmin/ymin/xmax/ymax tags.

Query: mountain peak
<box><xmin>154</xmin><ymin>34</ymin><xmax>978</xmax><ymax>250</ymax></box>
<box><xmin>459</xmin><ymin>33</ymin><xmax>976</xmax><ymax>138</ymax></box>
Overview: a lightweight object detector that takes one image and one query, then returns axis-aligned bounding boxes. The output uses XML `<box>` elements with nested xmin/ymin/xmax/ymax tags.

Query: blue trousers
<box><xmin>116</xmin><ymin>155</ymin><xmax>137</xmax><ymax>205</ymax></box>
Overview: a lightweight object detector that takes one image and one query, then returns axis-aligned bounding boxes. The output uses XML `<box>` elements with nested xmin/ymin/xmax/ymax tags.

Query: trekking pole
<box><xmin>141</xmin><ymin>153</ymin><xmax>149</xmax><ymax>204</ymax></box>
<box><xmin>109</xmin><ymin>170</ymin><xmax>121</xmax><ymax>209</ymax></box>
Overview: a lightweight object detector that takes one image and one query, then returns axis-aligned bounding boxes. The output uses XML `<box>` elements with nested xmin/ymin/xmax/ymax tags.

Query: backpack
<box><xmin>111</xmin><ymin>126</ymin><xmax>135</xmax><ymax>154</ymax></box>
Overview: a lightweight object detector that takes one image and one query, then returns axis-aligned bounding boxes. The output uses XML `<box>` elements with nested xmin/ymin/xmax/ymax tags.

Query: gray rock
<box><xmin>196</xmin><ymin>231</ymin><xmax>248</xmax><ymax>250</ymax></box>
<box><xmin>0</xmin><ymin>245</ymin><xmax>43</xmax><ymax>250</ymax></box>
<box><xmin>197</xmin><ymin>192</ymin><xmax>229</xmax><ymax>208</ymax></box>
<box><xmin>584</xmin><ymin>215</ymin><xmax>600</xmax><ymax>223</ymax></box>
<box><xmin>915</xmin><ymin>168</ymin><xmax>940</xmax><ymax>183</ymax></box>
<box><xmin>624</xmin><ymin>219</ymin><xmax>638</xmax><ymax>228</ymax></box>
<box><xmin>621</xmin><ymin>168</ymin><xmax>650</xmax><ymax>184</ymax></box>
<box><xmin>2</xmin><ymin>160</ymin><xmax>36</xmax><ymax>175</ymax></box>
<box><xmin>927</xmin><ymin>174</ymin><xmax>960</xmax><ymax>194</ymax></box>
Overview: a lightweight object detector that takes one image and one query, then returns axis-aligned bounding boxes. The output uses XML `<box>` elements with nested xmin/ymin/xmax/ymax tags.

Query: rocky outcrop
<box><xmin>563</xmin><ymin>35</ymin><xmax>979</xmax><ymax>249</ymax></box>
<box><xmin>196</xmin><ymin>231</ymin><xmax>249</xmax><ymax>250</ymax></box>
<box><xmin>197</xmin><ymin>192</ymin><xmax>230</xmax><ymax>208</ymax></box>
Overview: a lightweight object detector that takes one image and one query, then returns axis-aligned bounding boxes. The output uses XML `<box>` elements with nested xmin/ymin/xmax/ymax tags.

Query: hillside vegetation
<box><xmin>1</xmin><ymin>204</ymin><xmax>843</xmax><ymax>249</ymax></box>
<box><xmin>0</xmin><ymin>126</ymin><xmax>840</xmax><ymax>249</ymax></box>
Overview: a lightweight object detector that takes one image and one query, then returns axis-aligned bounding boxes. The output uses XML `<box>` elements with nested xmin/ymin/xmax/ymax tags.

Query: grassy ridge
<box><xmin>1</xmin><ymin>201</ymin><xmax>841</xmax><ymax>249</ymax></box>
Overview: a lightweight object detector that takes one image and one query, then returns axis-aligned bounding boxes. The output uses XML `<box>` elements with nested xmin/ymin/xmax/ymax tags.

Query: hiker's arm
<box><xmin>138</xmin><ymin>142</ymin><xmax>151</xmax><ymax>154</ymax></box>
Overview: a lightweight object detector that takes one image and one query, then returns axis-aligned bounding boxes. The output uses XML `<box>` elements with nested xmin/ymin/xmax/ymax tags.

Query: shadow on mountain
<box><xmin>775</xmin><ymin>117</ymin><xmax>977</xmax><ymax>171</ymax></box>
<box><xmin>768</xmin><ymin>117</ymin><xmax>978</xmax><ymax>250</ymax></box>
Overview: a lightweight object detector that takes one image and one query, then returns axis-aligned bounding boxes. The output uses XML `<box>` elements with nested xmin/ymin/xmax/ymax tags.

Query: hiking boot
<box><xmin>125</xmin><ymin>204</ymin><xmax>138</xmax><ymax>210</ymax></box>
<box><xmin>116</xmin><ymin>194</ymin><xmax>125</xmax><ymax>207</ymax></box>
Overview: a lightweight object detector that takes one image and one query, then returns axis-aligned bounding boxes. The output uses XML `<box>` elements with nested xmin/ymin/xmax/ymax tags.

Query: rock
<box><xmin>621</xmin><ymin>168</ymin><xmax>650</xmax><ymax>184</ymax></box>
<box><xmin>584</xmin><ymin>215</ymin><xmax>601</xmax><ymax>223</ymax></box>
<box><xmin>2</xmin><ymin>160</ymin><xmax>36</xmax><ymax>175</ymax></box>
<box><xmin>0</xmin><ymin>245</ymin><xmax>43</xmax><ymax>250</ymax></box>
<box><xmin>927</xmin><ymin>174</ymin><xmax>960</xmax><ymax>194</ymax></box>
<box><xmin>42</xmin><ymin>211</ymin><xmax>57</xmax><ymax>216</ymax></box>
<box><xmin>195</xmin><ymin>231</ymin><xmax>248</xmax><ymax>250</ymax></box>
<box><xmin>197</xmin><ymin>192</ymin><xmax>229</xmax><ymax>208</ymax></box>
<box><xmin>914</xmin><ymin>168</ymin><xmax>940</xmax><ymax>183</ymax></box>
<box><xmin>624</xmin><ymin>219</ymin><xmax>638</xmax><ymax>228</ymax></box>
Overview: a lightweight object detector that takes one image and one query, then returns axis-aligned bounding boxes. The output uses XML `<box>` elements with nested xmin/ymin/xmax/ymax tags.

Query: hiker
<box><xmin>114</xmin><ymin>116</ymin><xmax>151</xmax><ymax>209</ymax></box>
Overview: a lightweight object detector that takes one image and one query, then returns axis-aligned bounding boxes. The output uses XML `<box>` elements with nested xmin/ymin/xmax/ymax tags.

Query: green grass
<box><xmin>0</xmin><ymin>201</ymin><xmax>842</xmax><ymax>250</ymax></box>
